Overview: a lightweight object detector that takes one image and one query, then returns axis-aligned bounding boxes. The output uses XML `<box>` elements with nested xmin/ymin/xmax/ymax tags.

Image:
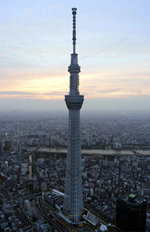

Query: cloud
<box><xmin>0</xmin><ymin>69</ymin><xmax>66</xmax><ymax>81</ymax></box>
<box><xmin>81</xmin><ymin>35</ymin><xmax>128</xmax><ymax>58</ymax></box>
<box><xmin>0</xmin><ymin>91</ymin><xmax>36</xmax><ymax>95</ymax></box>
<box><xmin>44</xmin><ymin>91</ymin><xmax>66</xmax><ymax>96</ymax></box>
<box><xmin>83</xmin><ymin>88</ymin><xmax>122</xmax><ymax>96</ymax></box>
<box><xmin>0</xmin><ymin>90</ymin><xmax>66</xmax><ymax>96</ymax></box>
<box><xmin>137</xmin><ymin>90</ymin><xmax>142</xmax><ymax>93</ymax></box>
<box><xmin>99</xmin><ymin>88</ymin><xmax>122</xmax><ymax>93</ymax></box>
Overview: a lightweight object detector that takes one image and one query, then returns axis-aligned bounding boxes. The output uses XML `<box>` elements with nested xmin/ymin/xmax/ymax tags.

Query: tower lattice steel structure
<box><xmin>63</xmin><ymin>8</ymin><xmax>84</xmax><ymax>223</ymax></box>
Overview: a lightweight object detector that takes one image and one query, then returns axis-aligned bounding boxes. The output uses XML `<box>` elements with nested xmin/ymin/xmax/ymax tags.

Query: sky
<box><xmin>0</xmin><ymin>0</ymin><xmax>150</xmax><ymax>112</ymax></box>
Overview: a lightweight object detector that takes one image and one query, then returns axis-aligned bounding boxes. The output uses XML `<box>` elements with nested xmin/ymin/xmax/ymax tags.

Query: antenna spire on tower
<box><xmin>72</xmin><ymin>8</ymin><xmax>77</xmax><ymax>54</ymax></box>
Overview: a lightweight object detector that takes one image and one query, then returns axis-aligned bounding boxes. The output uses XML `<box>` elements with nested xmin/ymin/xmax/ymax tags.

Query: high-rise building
<box><xmin>63</xmin><ymin>8</ymin><xmax>84</xmax><ymax>224</ymax></box>
<box><xmin>17</xmin><ymin>138</ymin><xmax>22</xmax><ymax>163</ymax></box>
<box><xmin>4</xmin><ymin>140</ymin><xmax>11</xmax><ymax>153</ymax></box>
<box><xmin>0</xmin><ymin>141</ymin><xmax>3</xmax><ymax>155</ymax></box>
<box><xmin>116</xmin><ymin>193</ymin><xmax>147</xmax><ymax>232</ymax></box>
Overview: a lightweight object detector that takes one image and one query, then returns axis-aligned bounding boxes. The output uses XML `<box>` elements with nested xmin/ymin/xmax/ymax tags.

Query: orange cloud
<box><xmin>0</xmin><ymin>69</ymin><xmax>150</xmax><ymax>100</ymax></box>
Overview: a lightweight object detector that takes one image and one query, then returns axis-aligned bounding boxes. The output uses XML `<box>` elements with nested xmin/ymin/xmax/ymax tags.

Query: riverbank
<box><xmin>36</xmin><ymin>147</ymin><xmax>150</xmax><ymax>156</ymax></box>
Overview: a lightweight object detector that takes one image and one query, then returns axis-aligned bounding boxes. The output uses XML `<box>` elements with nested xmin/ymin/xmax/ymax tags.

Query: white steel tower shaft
<box><xmin>63</xmin><ymin>8</ymin><xmax>84</xmax><ymax>223</ymax></box>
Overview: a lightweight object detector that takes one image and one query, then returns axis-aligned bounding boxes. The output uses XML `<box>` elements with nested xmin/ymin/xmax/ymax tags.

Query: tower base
<box><xmin>58</xmin><ymin>211</ymin><xmax>85</xmax><ymax>225</ymax></box>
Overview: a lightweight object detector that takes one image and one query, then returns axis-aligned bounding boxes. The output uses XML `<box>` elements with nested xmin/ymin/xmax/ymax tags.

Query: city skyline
<box><xmin>0</xmin><ymin>0</ymin><xmax>150</xmax><ymax>111</ymax></box>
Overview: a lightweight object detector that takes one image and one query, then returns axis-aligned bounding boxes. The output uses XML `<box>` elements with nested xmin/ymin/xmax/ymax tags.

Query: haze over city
<box><xmin>0</xmin><ymin>2</ymin><xmax>150</xmax><ymax>232</ymax></box>
<box><xmin>0</xmin><ymin>0</ymin><xmax>150</xmax><ymax>112</ymax></box>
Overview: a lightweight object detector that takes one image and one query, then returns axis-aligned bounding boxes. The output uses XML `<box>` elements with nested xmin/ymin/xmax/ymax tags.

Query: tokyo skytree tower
<box><xmin>63</xmin><ymin>8</ymin><xmax>84</xmax><ymax>223</ymax></box>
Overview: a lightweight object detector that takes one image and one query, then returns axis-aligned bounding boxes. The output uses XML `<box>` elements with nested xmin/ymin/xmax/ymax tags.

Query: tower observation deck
<box><xmin>63</xmin><ymin>8</ymin><xmax>84</xmax><ymax>224</ymax></box>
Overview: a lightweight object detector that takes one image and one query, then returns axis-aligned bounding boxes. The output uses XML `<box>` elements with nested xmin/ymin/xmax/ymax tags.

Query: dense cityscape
<box><xmin>0</xmin><ymin>1</ymin><xmax>150</xmax><ymax>231</ymax></box>
<box><xmin>0</xmin><ymin>112</ymin><xmax>150</xmax><ymax>231</ymax></box>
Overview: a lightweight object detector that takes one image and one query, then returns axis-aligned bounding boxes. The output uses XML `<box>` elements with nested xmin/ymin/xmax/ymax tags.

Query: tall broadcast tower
<box><xmin>63</xmin><ymin>8</ymin><xmax>84</xmax><ymax>223</ymax></box>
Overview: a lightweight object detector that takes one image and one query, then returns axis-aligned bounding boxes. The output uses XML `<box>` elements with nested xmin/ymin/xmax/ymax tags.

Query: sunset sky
<box><xmin>0</xmin><ymin>0</ymin><xmax>150</xmax><ymax>112</ymax></box>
